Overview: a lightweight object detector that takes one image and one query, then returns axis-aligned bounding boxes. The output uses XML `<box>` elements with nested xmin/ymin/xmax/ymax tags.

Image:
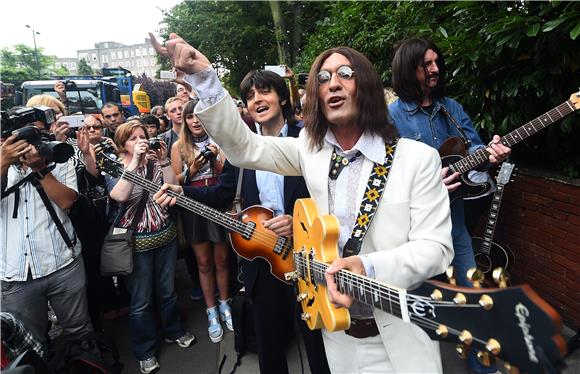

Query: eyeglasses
<box><xmin>317</xmin><ymin>65</ymin><xmax>355</xmax><ymax>85</ymax></box>
<box><xmin>86</xmin><ymin>125</ymin><xmax>103</xmax><ymax>130</ymax></box>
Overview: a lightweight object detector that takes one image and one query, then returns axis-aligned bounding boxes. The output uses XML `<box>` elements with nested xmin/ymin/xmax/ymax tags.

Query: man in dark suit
<box><xmin>155</xmin><ymin>70</ymin><xmax>329</xmax><ymax>374</ymax></box>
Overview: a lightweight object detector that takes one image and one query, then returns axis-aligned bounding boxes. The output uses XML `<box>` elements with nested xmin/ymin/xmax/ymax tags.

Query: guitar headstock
<box><xmin>94</xmin><ymin>146</ymin><xmax>123</xmax><ymax>178</ymax></box>
<box><xmin>570</xmin><ymin>89</ymin><xmax>580</xmax><ymax>110</ymax></box>
<box><xmin>496</xmin><ymin>162</ymin><xmax>516</xmax><ymax>185</ymax></box>
<box><xmin>412</xmin><ymin>281</ymin><xmax>566</xmax><ymax>372</ymax></box>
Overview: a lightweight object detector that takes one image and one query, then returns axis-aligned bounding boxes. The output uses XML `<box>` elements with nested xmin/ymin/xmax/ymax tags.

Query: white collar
<box><xmin>256</xmin><ymin>121</ymin><xmax>288</xmax><ymax>138</ymax></box>
<box><xmin>324</xmin><ymin>128</ymin><xmax>385</xmax><ymax>164</ymax></box>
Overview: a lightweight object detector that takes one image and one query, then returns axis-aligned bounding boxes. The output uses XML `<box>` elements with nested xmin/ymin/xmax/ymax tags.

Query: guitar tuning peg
<box><xmin>300</xmin><ymin>312</ymin><xmax>311</xmax><ymax>321</ymax></box>
<box><xmin>492</xmin><ymin>267</ymin><xmax>510</xmax><ymax>288</ymax></box>
<box><xmin>284</xmin><ymin>271</ymin><xmax>298</xmax><ymax>281</ymax></box>
<box><xmin>458</xmin><ymin>330</ymin><xmax>473</xmax><ymax>345</ymax></box>
<box><xmin>296</xmin><ymin>293</ymin><xmax>308</xmax><ymax>302</ymax></box>
<box><xmin>477</xmin><ymin>351</ymin><xmax>495</xmax><ymax>367</ymax></box>
<box><xmin>455</xmin><ymin>344</ymin><xmax>468</xmax><ymax>359</ymax></box>
<box><xmin>445</xmin><ymin>266</ymin><xmax>457</xmax><ymax>285</ymax></box>
<box><xmin>503</xmin><ymin>362</ymin><xmax>520</xmax><ymax>374</ymax></box>
<box><xmin>486</xmin><ymin>338</ymin><xmax>501</xmax><ymax>355</ymax></box>
<box><xmin>467</xmin><ymin>268</ymin><xmax>484</xmax><ymax>288</ymax></box>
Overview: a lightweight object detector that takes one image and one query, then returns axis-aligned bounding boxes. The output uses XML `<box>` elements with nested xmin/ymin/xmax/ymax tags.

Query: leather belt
<box><xmin>189</xmin><ymin>176</ymin><xmax>218</xmax><ymax>188</ymax></box>
<box><xmin>345</xmin><ymin>318</ymin><xmax>379</xmax><ymax>339</ymax></box>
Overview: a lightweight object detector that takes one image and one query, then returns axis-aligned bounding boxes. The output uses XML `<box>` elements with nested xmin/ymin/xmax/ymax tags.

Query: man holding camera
<box><xmin>0</xmin><ymin>114</ymin><xmax>93</xmax><ymax>347</ymax></box>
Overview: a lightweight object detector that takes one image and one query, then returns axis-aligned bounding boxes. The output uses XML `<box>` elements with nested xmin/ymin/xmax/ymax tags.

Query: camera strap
<box><xmin>1</xmin><ymin>164</ymin><xmax>57</xmax><ymax>218</ymax></box>
<box><xmin>29</xmin><ymin>176</ymin><xmax>77</xmax><ymax>249</ymax></box>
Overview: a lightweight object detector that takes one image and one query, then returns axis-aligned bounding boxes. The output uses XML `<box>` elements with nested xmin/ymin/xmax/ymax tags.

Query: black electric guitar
<box><xmin>440</xmin><ymin>91</ymin><xmax>580</xmax><ymax>202</ymax></box>
<box><xmin>95</xmin><ymin>151</ymin><xmax>295</xmax><ymax>284</ymax></box>
<box><xmin>290</xmin><ymin>198</ymin><xmax>567</xmax><ymax>373</ymax></box>
<box><xmin>473</xmin><ymin>162</ymin><xmax>516</xmax><ymax>274</ymax></box>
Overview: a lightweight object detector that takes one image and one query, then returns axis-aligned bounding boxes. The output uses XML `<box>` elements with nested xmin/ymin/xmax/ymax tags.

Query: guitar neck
<box><xmin>119</xmin><ymin>167</ymin><xmax>248</xmax><ymax>235</ymax></box>
<box><xmin>451</xmin><ymin>100</ymin><xmax>576</xmax><ymax>174</ymax></box>
<box><xmin>479</xmin><ymin>184</ymin><xmax>506</xmax><ymax>254</ymax></box>
<box><xmin>295</xmin><ymin>254</ymin><xmax>409</xmax><ymax>321</ymax></box>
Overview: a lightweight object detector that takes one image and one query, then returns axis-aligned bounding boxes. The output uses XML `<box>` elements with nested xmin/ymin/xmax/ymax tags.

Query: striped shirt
<box><xmin>1</xmin><ymin>159</ymin><xmax>81</xmax><ymax>282</ymax></box>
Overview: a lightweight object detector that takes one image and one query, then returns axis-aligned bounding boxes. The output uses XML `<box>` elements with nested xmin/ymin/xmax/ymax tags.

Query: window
<box><xmin>136</xmin><ymin>49</ymin><xmax>141</xmax><ymax>57</ymax></box>
<box><xmin>111</xmin><ymin>52</ymin><xmax>116</xmax><ymax>60</ymax></box>
<box><xmin>142</xmin><ymin>48</ymin><xmax>148</xmax><ymax>56</ymax></box>
<box><xmin>117</xmin><ymin>51</ymin><xmax>123</xmax><ymax>59</ymax></box>
<box><xmin>71</xmin><ymin>62</ymin><xmax>77</xmax><ymax>69</ymax></box>
<box><xmin>149</xmin><ymin>48</ymin><xmax>154</xmax><ymax>55</ymax></box>
<box><xmin>55</xmin><ymin>62</ymin><xmax>61</xmax><ymax>68</ymax></box>
<box><xmin>124</xmin><ymin>50</ymin><xmax>129</xmax><ymax>58</ymax></box>
<box><xmin>92</xmin><ymin>53</ymin><xmax>97</xmax><ymax>61</ymax></box>
<box><xmin>130</xmin><ymin>50</ymin><xmax>134</xmax><ymax>57</ymax></box>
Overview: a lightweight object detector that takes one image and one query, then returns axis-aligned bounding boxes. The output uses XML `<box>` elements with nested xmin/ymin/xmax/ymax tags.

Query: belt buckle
<box><xmin>204</xmin><ymin>178</ymin><xmax>209</xmax><ymax>187</ymax></box>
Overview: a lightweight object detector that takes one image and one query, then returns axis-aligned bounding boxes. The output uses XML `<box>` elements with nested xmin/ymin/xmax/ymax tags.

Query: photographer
<box><xmin>0</xmin><ymin>108</ymin><xmax>93</xmax><ymax>349</ymax></box>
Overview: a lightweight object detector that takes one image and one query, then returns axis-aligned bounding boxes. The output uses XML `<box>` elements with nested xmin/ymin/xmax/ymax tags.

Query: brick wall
<box><xmin>488</xmin><ymin>172</ymin><xmax>580</xmax><ymax>327</ymax></box>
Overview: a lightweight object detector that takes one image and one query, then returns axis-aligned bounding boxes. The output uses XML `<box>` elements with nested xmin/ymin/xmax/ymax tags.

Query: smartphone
<box><xmin>59</xmin><ymin>115</ymin><xmax>85</xmax><ymax>128</ymax></box>
<box><xmin>159</xmin><ymin>70</ymin><xmax>177</xmax><ymax>80</ymax></box>
<box><xmin>264</xmin><ymin>65</ymin><xmax>285</xmax><ymax>77</ymax></box>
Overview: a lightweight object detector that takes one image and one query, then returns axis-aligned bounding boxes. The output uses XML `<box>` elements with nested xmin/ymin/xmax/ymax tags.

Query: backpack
<box><xmin>47</xmin><ymin>332</ymin><xmax>123</xmax><ymax>374</ymax></box>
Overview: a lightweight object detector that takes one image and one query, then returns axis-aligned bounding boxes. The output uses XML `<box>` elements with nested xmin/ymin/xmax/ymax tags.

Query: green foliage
<box><xmin>1</xmin><ymin>44</ymin><xmax>56</xmax><ymax>88</ymax></box>
<box><xmin>296</xmin><ymin>1</ymin><xmax>580</xmax><ymax>177</ymax></box>
<box><xmin>159</xmin><ymin>1</ymin><xmax>328</xmax><ymax>95</ymax></box>
<box><xmin>77</xmin><ymin>58</ymin><xmax>93</xmax><ymax>75</ymax></box>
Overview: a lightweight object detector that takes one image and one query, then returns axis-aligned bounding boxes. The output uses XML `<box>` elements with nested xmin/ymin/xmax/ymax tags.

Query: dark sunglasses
<box><xmin>86</xmin><ymin>125</ymin><xmax>103</xmax><ymax>130</ymax></box>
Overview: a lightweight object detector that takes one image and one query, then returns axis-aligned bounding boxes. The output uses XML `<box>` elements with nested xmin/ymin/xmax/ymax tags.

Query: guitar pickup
<box><xmin>242</xmin><ymin>222</ymin><xmax>256</xmax><ymax>240</ymax></box>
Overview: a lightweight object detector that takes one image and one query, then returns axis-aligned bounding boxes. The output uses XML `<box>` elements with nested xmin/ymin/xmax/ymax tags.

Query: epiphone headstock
<box><xmin>413</xmin><ymin>268</ymin><xmax>566</xmax><ymax>373</ymax></box>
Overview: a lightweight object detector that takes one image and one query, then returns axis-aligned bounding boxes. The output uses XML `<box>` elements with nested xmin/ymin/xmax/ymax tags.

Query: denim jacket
<box><xmin>388</xmin><ymin>97</ymin><xmax>485</xmax><ymax>154</ymax></box>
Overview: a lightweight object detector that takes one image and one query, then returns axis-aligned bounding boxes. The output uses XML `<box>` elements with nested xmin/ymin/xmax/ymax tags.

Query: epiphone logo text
<box><xmin>515</xmin><ymin>303</ymin><xmax>539</xmax><ymax>363</ymax></box>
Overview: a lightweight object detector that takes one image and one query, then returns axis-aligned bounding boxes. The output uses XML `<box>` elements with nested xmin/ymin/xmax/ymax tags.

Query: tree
<box><xmin>1</xmin><ymin>44</ymin><xmax>56</xmax><ymax>88</ymax></box>
<box><xmin>159</xmin><ymin>1</ymin><xmax>328</xmax><ymax>94</ymax></box>
<box><xmin>77</xmin><ymin>58</ymin><xmax>93</xmax><ymax>75</ymax></box>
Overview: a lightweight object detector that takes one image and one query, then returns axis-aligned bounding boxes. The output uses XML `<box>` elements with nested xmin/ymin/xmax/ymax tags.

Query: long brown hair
<box><xmin>177</xmin><ymin>99</ymin><xmax>201</xmax><ymax>166</ymax></box>
<box><xmin>303</xmin><ymin>47</ymin><xmax>398</xmax><ymax>150</ymax></box>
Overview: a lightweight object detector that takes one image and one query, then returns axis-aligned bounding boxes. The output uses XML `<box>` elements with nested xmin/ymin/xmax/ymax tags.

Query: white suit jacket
<box><xmin>196</xmin><ymin>94</ymin><xmax>454</xmax><ymax>373</ymax></box>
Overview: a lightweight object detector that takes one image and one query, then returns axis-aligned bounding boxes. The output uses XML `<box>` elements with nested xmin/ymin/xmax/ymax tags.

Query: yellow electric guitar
<box><xmin>290</xmin><ymin>198</ymin><xmax>567</xmax><ymax>373</ymax></box>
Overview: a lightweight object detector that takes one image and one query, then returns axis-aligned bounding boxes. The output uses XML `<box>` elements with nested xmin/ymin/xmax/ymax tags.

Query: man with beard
<box><xmin>101</xmin><ymin>102</ymin><xmax>126</xmax><ymax>138</ymax></box>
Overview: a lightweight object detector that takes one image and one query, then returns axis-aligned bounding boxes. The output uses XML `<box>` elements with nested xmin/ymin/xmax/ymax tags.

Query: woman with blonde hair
<box><xmin>26</xmin><ymin>94</ymin><xmax>66</xmax><ymax>116</ymax></box>
<box><xmin>171</xmin><ymin>99</ymin><xmax>233</xmax><ymax>343</ymax></box>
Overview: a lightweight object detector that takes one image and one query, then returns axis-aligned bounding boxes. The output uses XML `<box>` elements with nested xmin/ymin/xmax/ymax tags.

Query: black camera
<box><xmin>1</xmin><ymin>106</ymin><xmax>73</xmax><ymax>163</ymax></box>
<box><xmin>148</xmin><ymin>137</ymin><xmax>162</xmax><ymax>150</ymax></box>
<box><xmin>97</xmin><ymin>139</ymin><xmax>116</xmax><ymax>155</ymax></box>
<box><xmin>200</xmin><ymin>145</ymin><xmax>214</xmax><ymax>161</ymax></box>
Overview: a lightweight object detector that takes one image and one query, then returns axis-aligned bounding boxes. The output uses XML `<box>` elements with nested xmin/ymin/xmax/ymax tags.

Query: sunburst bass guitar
<box><xmin>289</xmin><ymin>198</ymin><xmax>566</xmax><ymax>373</ymax></box>
<box><xmin>95</xmin><ymin>150</ymin><xmax>295</xmax><ymax>283</ymax></box>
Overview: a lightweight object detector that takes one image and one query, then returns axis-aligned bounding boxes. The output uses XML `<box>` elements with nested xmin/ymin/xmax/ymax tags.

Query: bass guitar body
<box><xmin>292</xmin><ymin>198</ymin><xmax>350</xmax><ymax>332</ymax></box>
<box><xmin>229</xmin><ymin>205</ymin><xmax>294</xmax><ymax>284</ymax></box>
<box><xmin>472</xmin><ymin>238</ymin><xmax>515</xmax><ymax>274</ymax></box>
<box><xmin>439</xmin><ymin>137</ymin><xmax>492</xmax><ymax>202</ymax></box>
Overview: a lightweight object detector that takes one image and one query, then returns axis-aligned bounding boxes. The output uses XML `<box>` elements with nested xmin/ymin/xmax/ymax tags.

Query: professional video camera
<box><xmin>1</xmin><ymin>106</ymin><xmax>74</xmax><ymax>163</ymax></box>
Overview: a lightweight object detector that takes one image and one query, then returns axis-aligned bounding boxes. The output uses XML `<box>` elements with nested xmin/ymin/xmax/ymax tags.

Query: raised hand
<box><xmin>149</xmin><ymin>32</ymin><xmax>211</xmax><ymax>75</ymax></box>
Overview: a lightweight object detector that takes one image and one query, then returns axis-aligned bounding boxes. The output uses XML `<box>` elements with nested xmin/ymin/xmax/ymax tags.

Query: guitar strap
<box><xmin>439</xmin><ymin>105</ymin><xmax>472</xmax><ymax>148</ymax></box>
<box><xmin>232</xmin><ymin>167</ymin><xmax>244</xmax><ymax>215</ymax></box>
<box><xmin>343</xmin><ymin>140</ymin><xmax>398</xmax><ymax>258</ymax></box>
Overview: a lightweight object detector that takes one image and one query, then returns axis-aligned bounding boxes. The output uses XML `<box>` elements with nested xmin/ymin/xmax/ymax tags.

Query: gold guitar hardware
<box><xmin>477</xmin><ymin>351</ymin><xmax>494</xmax><ymax>367</ymax></box>
<box><xmin>467</xmin><ymin>268</ymin><xmax>484</xmax><ymax>288</ymax></box>
<box><xmin>435</xmin><ymin>325</ymin><xmax>448</xmax><ymax>338</ymax></box>
<box><xmin>453</xmin><ymin>293</ymin><xmax>467</xmax><ymax>304</ymax></box>
<box><xmin>459</xmin><ymin>330</ymin><xmax>473</xmax><ymax>345</ymax></box>
<box><xmin>445</xmin><ymin>266</ymin><xmax>457</xmax><ymax>285</ymax></box>
<box><xmin>479</xmin><ymin>294</ymin><xmax>494</xmax><ymax>310</ymax></box>
<box><xmin>493</xmin><ymin>267</ymin><xmax>510</xmax><ymax>288</ymax></box>
<box><xmin>455</xmin><ymin>344</ymin><xmax>467</xmax><ymax>359</ymax></box>
<box><xmin>297</xmin><ymin>293</ymin><xmax>308</xmax><ymax>302</ymax></box>
<box><xmin>486</xmin><ymin>338</ymin><xmax>501</xmax><ymax>355</ymax></box>
<box><xmin>301</xmin><ymin>312</ymin><xmax>311</xmax><ymax>321</ymax></box>
<box><xmin>430</xmin><ymin>289</ymin><xmax>443</xmax><ymax>301</ymax></box>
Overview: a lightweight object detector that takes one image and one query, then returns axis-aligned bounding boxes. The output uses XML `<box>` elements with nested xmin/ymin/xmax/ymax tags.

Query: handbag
<box><xmin>100</xmin><ymin>162</ymin><xmax>153</xmax><ymax>276</ymax></box>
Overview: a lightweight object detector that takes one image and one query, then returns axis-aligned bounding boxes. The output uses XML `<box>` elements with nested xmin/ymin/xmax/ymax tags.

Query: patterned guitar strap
<box><xmin>343</xmin><ymin>140</ymin><xmax>398</xmax><ymax>258</ymax></box>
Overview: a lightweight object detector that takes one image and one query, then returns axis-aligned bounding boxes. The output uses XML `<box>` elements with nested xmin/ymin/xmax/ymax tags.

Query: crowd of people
<box><xmin>1</xmin><ymin>33</ymin><xmax>511</xmax><ymax>374</ymax></box>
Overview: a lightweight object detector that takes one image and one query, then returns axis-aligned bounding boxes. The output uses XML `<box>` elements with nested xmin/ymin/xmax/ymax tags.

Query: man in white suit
<box><xmin>151</xmin><ymin>33</ymin><xmax>454</xmax><ymax>373</ymax></box>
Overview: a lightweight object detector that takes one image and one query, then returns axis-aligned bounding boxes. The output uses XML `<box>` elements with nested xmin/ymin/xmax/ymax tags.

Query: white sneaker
<box><xmin>164</xmin><ymin>331</ymin><xmax>197</xmax><ymax>348</ymax></box>
<box><xmin>139</xmin><ymin>357</ymin><xmax>160</xmax><ymax>374</ymax></box>
<box><xmin>219</xmin><ymin>299</ymin><xmax>234</xmax><ymax>332</ymax></box>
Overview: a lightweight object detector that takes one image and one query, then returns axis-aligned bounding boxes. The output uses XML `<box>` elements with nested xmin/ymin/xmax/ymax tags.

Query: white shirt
<box><xmin>1</xmin><ymin>160</ymin><xmax>81</xmax><ymax>281</ymax></box>
<box><xmin>255</xmin><ymin>123</ymin><xmax>288</xmax><ymax>216</ymax></box>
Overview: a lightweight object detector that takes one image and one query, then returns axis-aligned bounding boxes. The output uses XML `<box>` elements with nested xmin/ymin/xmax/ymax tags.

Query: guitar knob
<box><xmin>435</xmin><ymin>325</ymin><xmax>448</xmax><ymax>338</ymax></box>
<box><xmin>455</xmin><ymin>344</ymin><xmax>468</xmax><ymax>359</ymax></box>
<box><xmin>459</xmin><ymin>330</ymin><xmax>473</xmax><ymax>345</ymax></box>
<box><xmin>503</xmin><ymin>362</ymin><xmax>520</xmax><ymax>374</ymax></box>
<box><xmin>486</xmin><ymin>338</ymin><xmax>501</xmax><ymax>355</ymax></box>
<box><xmin>492</xmin><ymin>268</ymin><xmax>510</xmax><ymax>288</ymax></box>
<box><xmin>296</xmin><ymin>293</ymin><xmax>308</xmax><ymax>302</ymax></box>
<box><xmin>300</xmin><ymin>312</ymin><xmax>311</xmax><ymax>321</ymax></box>
<box><xmin>478</xmin><ymin>294</ymin><xmax>494</xmax><ymax>310</ymax></box>
<box><xmin>467</xmin><ymin>268</ymin><xmax>484</xmax><ymax>288</ymax></box>
<box><xmin>453</xmin><ymin>293</ymin><xmax>466</xmax><ymax>305</ymax></box>
<box><xmin>430</xmin><ymin>289</ymin><xmax>443</xmax><ymax>301</ymax></box>
<box><xmin>477</xmin><ymin>351</ymin><xmax>494</xmax><ymax>367</ymax></box>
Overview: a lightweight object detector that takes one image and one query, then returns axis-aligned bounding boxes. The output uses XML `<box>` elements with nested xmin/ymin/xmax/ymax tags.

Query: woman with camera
<box><xmin>108</xmin><ymin>120</ymin><xmax>195</xmax><ymax>374</ymax></box>
<box><xmin>171</xmin><ymin>100</ymin><xmax>233</xmax><ymax>343</ymax></box>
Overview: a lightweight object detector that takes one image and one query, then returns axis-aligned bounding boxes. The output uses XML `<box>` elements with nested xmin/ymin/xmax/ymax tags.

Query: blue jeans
<box><xmin>124</xmin><ymin>239</ymin><xmax>183</xmax><ymax>360</ymax></box>
<box><xmin>450</xmin><ymin>200</ymin><xmax>477</xmax><ymax>287</ymax></box>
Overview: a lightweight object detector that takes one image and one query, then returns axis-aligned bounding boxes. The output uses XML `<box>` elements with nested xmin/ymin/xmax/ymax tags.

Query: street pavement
<box><xmin>103</xmin><ymin>259</ymin><xmax>579</xmax><ymax>374</ymax></box>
